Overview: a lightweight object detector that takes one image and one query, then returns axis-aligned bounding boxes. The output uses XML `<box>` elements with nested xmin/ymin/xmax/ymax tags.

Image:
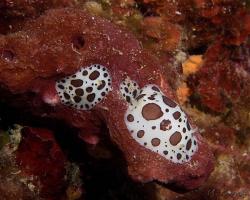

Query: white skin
<box><xmin>121</xmin><ymin>81</ymin><xmax>198</xmax><ymax>164</ymax></box>
<box><xmin>55</xmin><ymin>64</ymin><xmax>112</xmax><ymax>110</ymax></box>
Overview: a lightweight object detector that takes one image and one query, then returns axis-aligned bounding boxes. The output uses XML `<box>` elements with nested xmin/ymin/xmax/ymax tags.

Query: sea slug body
<box><xmin>123</xmin><ymin>83</ymin><xmax>198</xmax><ymax>163</ymax></box>
<box><xmin>56</xmin><ymin>64</ymin><xmax>112</xmax><ymax>110</ymax></box>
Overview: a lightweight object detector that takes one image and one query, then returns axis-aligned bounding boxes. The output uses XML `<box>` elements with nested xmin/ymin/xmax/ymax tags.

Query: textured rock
<box><xmin>0</xmin><ymin>8</ymin><xmax>214</xmax><ymax>191</ymax></box>
<box><xmin>0</xmin><ymin>0</ymin><xmax>75</xmax><ymax>18</ymax></box>
<box><xmin>188</xmin><ymin>42</ymin><xmax>250</xmax><ymax>113</ymax></box>
<box><xmin>0</xmin><ymin>0</ymin><xmax>76</xmax><ymax>34</ymax></box>
<box><xmin>0</xmin><ymin>125</ymin><xmax>81</xmax><ymax>199</ymax></box>
<box><xmin>16</xmin><ymin>127</ymin><xmax>68</xmax><ymax>199</ymax></box>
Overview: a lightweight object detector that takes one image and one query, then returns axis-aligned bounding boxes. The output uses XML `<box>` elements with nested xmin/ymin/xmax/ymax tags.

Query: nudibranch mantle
<box><xmin>123</xmin><ymin>83</ymin><xmax>198</xmax><ymax>163</ymax></box>
<box><xmin>120</xmin><ymin>77</ymin><xmax>140</xmax><ymax>105</ymax></box>
<box><xmin>56</xmin><ymin>64</ymin><xmax>112</xmax><ymax>110</ymax></box>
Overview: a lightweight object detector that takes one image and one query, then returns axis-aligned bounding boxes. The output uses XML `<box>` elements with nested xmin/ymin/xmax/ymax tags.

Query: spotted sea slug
<box><xmin>123</xmin><ymin>83</ymin><xmax>198</xmax><ymax>164</ymax></box>
<box><xmin>56</xmin><ymin>66</ymin><xmax>198</xmax><ymax>164</ymax></box>
<box><xmin>56</xmin><ymin>65</ymin><xmax>199</xmax><ymax>164</ymax></box>
<box><xmin>56</xmin><ymin>64</ymin><xmax>112</xmax><ymax>110</ymax></box>
<box><xmin>0</xmin><ymin>8</ymin><xmax>214</xmax><ymax>190</ymax></box>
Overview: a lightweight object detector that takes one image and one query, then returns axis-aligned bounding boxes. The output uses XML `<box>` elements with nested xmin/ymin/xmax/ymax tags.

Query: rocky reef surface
<box><xmin>0</xmin><ymin>0</ymin><xmax>249</xmax><ymax>200</ymax></box>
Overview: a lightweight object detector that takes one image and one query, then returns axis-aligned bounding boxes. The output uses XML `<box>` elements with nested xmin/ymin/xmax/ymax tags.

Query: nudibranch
<box><xmin>56</xmin><ymin>68</ymin><xmax>198</xmax><ymax>164</ymax></box>
<box><xmin>120</xmin><ymin>77</ymin><xmax>140</xmax><ymax>105</ymax></box>
<box><xmin>0</xmin><ymin>8</ymin><xmax>214</xmax><ymax>191</ymax></box>
<box><xmin>56</xmin><ymin>64</ymin><xmax>112</xmax><ymax>110</ymax></box>
<box><xmin>122</xmin><ymin>83</ymin><xmax>198</xmax><ymax>164</ymax></box>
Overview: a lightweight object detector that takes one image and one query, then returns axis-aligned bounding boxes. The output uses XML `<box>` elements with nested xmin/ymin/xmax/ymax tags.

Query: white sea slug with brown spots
<box><xmin>122</xmin><ymin>83</ymin><xmax>198</xmax><ymax>163</ymax></box>
<box><xmin>56</xmin><ymin>64</ymin><xmax>112</xmax><ymax>110</ymax></box>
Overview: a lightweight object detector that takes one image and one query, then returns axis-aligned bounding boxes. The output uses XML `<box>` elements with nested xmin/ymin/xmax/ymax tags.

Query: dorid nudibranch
<box><xmin>123</xmin><ymin>84</ymin><xmax>198</xmax><ymax>163</ymax></box>
<box><xmin>56</xmin><ymin>64</ymin><xmax>112</xmax><ymax>110</ymax></box>
<box><xmin>120</xmin><ymin>77</ymin><xmax>140</xmax><ymax>104</ymax></box>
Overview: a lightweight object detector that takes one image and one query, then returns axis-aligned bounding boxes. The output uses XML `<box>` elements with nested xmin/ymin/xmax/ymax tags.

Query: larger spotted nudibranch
<box><xmin>56</xmin><ymin>64</ymin><xmax>112</xmax><ymax>110</ymax></box>
<box><xmin>121</xmin><ymin>80</ymin><xmax>198</xmax><ymax>164</ymax></box>
<box><xmin>120</xmin><ymin>77</ymin><xmax>140</xmax><ymax>105</ymax></box>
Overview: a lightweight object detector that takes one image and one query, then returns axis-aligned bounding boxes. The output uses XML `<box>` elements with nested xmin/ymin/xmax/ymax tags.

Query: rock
<box><xmin>16</xmin><ymin>127</ymin><xmax>68</xmax><ymax>199</ymax></box>
<box><xmin>0</xmin><ymin>8</ymin><xmax>214</xmax><ymax>191</ymax></box>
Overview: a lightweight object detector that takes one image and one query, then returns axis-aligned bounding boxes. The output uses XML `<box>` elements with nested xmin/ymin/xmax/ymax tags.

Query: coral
<box><xmin>0</xmin><ymin>125</ymin><xmax>83</xmax><ymax>199</ymax></box>
<box><xmin>0</xmin><ymin>8</ymin><xmax>213</xmax><ymax>191</ymax></box>
<box><xmin>141</xmin><ymin>16</ymin><xmax>182</xmax><ymax>52</ymax></box>
<box><xmin>188</xmin><ymin>42</ymin><xmax>250</xmax><ymax>113</ymax></box>
<box><xmin>155</xmin><ymin>122</ymin><xmax>250</xmax><ymax>200</ymax></box>
<box><xmin>135</xmin><ymin>0</ymin><xmax>250</xmax><ymax>49</ymax></box>
<box><xmin>178</xmin><ymin>0</ymin><xmax>250</xmax><ymax>47</ymax></box>
<box><xmin>0</xmin><ymin>0</ymin><xmax>76</xmax><ymax>34</ymax></box>
<box><xmin>176</xmin><ymin>83</ymin><xmax>190</xmax><ymax>105</ymax></box>
<box><xmin>15</xmin><ymin>127</ymin><xmax>68</xmax><ymax>199</ymax></box>
<box><xmin>0</xmin><ymin>0</ymin><xmax>75</xmax><ymax>18</ymax></box>
<box><xmin>182</xmin><ymin>55</ymin><xmax>203</xmax><ymax>76</ymax></box>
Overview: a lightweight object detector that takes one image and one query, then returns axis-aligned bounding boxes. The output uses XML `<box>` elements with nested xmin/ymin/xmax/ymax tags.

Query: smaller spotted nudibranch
<box><xmin>56</xmin><ymin>64</ymin><xmax>112</xmax><ymax>110</ymax></box>
<box><xmin>121</xmin><ymin>82</ymin><xmax>198</xmax><ymax>163</ymax></box>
